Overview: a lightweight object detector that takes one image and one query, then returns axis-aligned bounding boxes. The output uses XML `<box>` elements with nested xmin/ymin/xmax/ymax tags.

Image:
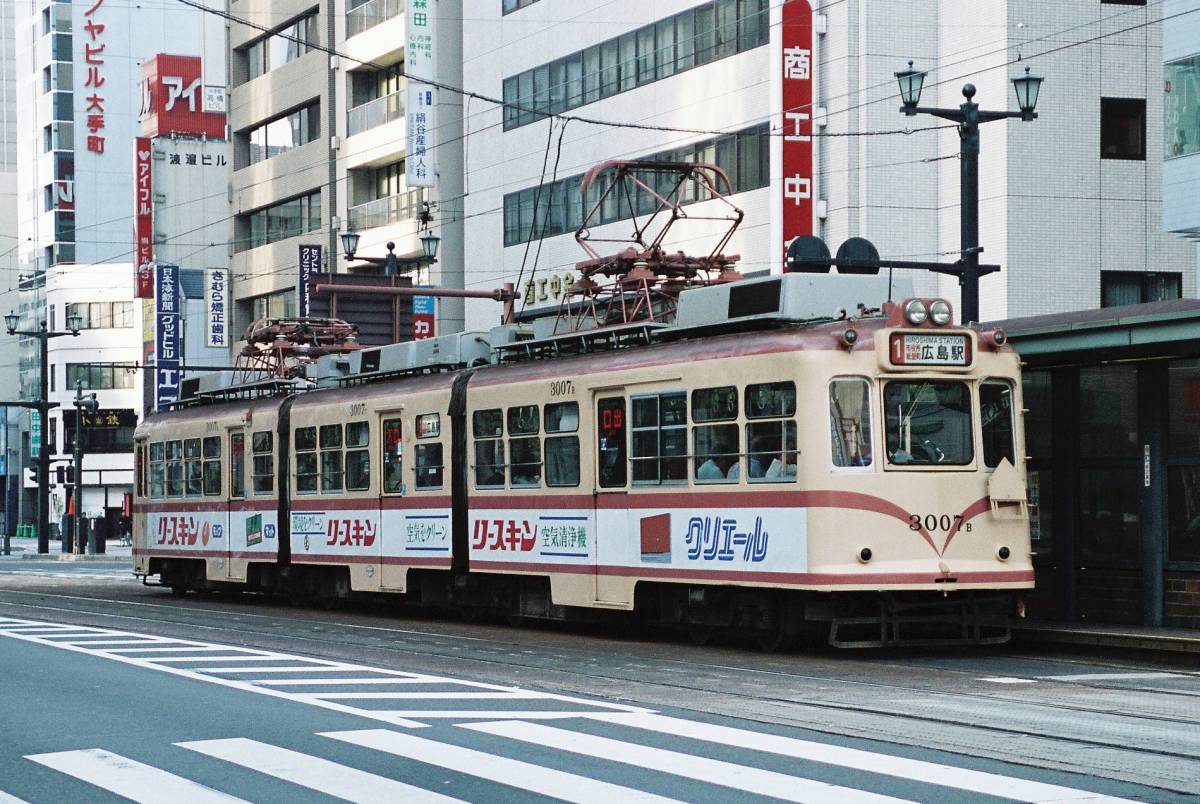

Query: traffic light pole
<box><xmin>72</xmin><ymin>381</ymin><xmax>97</xmax><ymax>554</ymax></box>
<box><xmin>37</xmin><ymin>330</ymin><xmax>50</xmax><ymax>554</ymax></box>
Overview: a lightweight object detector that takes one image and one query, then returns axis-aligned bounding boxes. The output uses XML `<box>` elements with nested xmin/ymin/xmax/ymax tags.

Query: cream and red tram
<box><xmin>133</xmin><ymin>276</ymin><xmax>1032</xmax><ymax>647</ymax></box>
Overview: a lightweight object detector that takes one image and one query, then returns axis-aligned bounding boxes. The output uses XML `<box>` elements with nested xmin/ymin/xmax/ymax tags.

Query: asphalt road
<box><xmin>0</xmin><ymin>558</ymin><xmax>1197</xmax><ymax>803</ymax></box>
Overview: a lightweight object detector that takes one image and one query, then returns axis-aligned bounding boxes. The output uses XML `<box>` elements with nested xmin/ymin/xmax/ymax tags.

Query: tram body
<box><xmin>133</xmin><ymin>295</ymin><xmax>1032</xmax><ymax>646</ymax></box>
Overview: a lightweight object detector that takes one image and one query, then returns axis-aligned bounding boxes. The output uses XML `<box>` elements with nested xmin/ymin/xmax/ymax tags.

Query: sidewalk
<box><xmin>0</xmin><ymin>536</ymin><xmax>132</xmax><ymax>562</ymax></box>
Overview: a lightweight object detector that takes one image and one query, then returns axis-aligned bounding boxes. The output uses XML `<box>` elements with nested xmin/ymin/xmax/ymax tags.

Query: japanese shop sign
<box><xmin>412</xmin><ymin>291</ymin><xmax>435</xmax><ymax>340</ymax></box>
<box><xmin>205</xmin><ymin>269</ymin><xmax>228</xmax><ymax>348</ymax></box>
<box><xmin>405</xmin><ymin>0</ymin><xmax>436</xmax><ymax>188</ymax></box>
<box><xmin>134</xmin><ymin>138</ymin><xmax>154</xmax><ymax>298</ymax></box>
<box><xmin>298</xmin><ymin>244</ymin><xmax>321</xmax><ymax>316</ymax></box>
<box><xmin>83</xmin><ymin>0</ymin><xmax>108</xmax><ymax>155</ymax></box>
<box><xmin>155</xmin><ymin>263</ymin><xmax>181</xmax><ymax>411</ymax></box>
<box><xmin>139</xmin><ymin>54</ymin><xmax>226</xmax><ymax>139</ymax></box>
<box><xmin>780</xmin><ymin>0</ymin><xmax>814</xmax><ymax>265</ymax></box>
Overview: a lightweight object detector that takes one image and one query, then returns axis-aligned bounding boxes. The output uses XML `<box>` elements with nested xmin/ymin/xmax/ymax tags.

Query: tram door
<box><xmin>378</xmin><ymin>412</ymin><xmax>407</xmax><ymax>591</ymax></box>
<box><xmin>594</xmin><ymin>394</ymin><xmax>629</xmax><ymax>603</ymax></box>
<box><xmin>226</xmin><ymin>426</ymin><xmax>247</xmax><ymax>582</ymax></box>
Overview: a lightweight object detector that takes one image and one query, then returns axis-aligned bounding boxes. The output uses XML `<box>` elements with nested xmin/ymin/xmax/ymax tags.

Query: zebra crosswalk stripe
<box><xmin>177</xmin><ymin>737</ymin><xmax>464</xmax><ymax>803</ymax></box>
<box><xmin>585</xmin><ymin>712</ymin><xmax>1140</xmax><ymax>804</ymax></box>
<box><xmin>463</xmin><ymin>720</ymin><xmax>914</xmax><ymax>804</ymax></box>
<box><xmin>322</xmin><ymin>728</ymin><xmax>681</xmax><ymax>803</ymax></box>
<box><xmin>26</xmin><ymin>748</ymin><xmax>248</xmax><ymax>804</ymax></box>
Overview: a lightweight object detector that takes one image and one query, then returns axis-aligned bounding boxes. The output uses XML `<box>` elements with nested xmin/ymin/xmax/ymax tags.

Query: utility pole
<box><xmin>72</xmin><ymin>380</ymin><xmax>98</xmax><ymax>555</ymax></box>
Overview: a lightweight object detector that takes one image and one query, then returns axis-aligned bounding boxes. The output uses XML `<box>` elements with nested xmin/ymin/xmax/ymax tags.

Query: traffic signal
<box><xmin>25</xmin><ymin>467</ymin><xmax>36</xmax><ymax>485</ymax></box>
<box><xmin>55</xmin><ymin>466</ymin><xmax>64</xmax><ymax>484</ymax></box>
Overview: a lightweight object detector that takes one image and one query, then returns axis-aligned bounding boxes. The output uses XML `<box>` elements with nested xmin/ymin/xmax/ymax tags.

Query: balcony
<box><xmin>347</xmin><ymin>89</ymin><xmax>405</xmax><ymax>137</ymax></box>
<box><xmin>348</xmin><ymin>188</ymin><xmax>425</xmax><ymax>231</ymax></box>
<box><xmin>347</xmin><ymin>0</ymin><xmax>402</xmax><ymax>39</ymax></box>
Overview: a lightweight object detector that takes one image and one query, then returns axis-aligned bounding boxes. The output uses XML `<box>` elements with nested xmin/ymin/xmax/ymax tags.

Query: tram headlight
<box><xmin>991</xmin><ymin>329</ymin><xmax>1007</xmax><ymax>346</ymax></box>
<box><xmin>997</xmin><ymin>546</ymin><xmax>1011</xmax><ymax>561</ymax></box>
<box><xmin>929</xmin><ymin>299</ymin><xmax>952</xmax><ymax>326</ymax></box>
<box><xmin>841</xmin><ymin>328</ymin><xmax>858</xmax><ymax>347</ymax></box>
<box><xmin>857</xmin><ymin>547</ymin><xmax>873</xmax><ymax>563</ymax></box>
<box><xmin>903</xmin><ymin>299</ymin><xmax>928</xmax><ymax>325</ymax></box>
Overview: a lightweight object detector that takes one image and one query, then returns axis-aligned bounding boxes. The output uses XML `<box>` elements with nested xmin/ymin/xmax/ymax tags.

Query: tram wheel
<box><xmin>755</xmin><ymin>627</ymin><xmax>792</xmax><ymax>653</ymax></box>
<box><xmin>460</xmin><ymin>606</ymin><xmax>483</xmax><ymax>624</ymax></box>
<box><xmin>170</xmin><ymin>585</ymin><xmax>188</xmax><ymax>597</ymax></box>
<box><xmin>688</xmin><ymin>626</ymin><xmax>714</xmax><ymax>646</ymax></box>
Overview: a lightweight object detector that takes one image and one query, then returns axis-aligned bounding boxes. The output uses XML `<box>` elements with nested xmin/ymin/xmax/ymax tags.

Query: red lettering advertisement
<box><xmin>139</xmin><ymin>54</ymin><xmax>225</xmax><ymax>139</ymax></box>
<box><xmin>134</xmin><ymin>137</ymin><xmax>154</xmax><ymax>298</ymax></box>
<box><xmin>780</xmin><ymin>0</ymin><xmax>814</xmax><ymax>264</ymax></box>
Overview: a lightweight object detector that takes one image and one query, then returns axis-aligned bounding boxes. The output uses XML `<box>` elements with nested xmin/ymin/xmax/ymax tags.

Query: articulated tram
<box><xmin>133</xmin><ymin>275</ymin><xmax>1032</xmax><ymax>648</ymax></box>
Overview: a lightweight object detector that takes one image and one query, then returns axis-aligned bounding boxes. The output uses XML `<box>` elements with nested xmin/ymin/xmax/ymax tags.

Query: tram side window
<box><xmin>345</xmin><ymin>421</ymin><xmax>370</xmax><ymax>491</ymax></box>
<box><xmin>203</xmin><ymin>436</ymin><xmax>221</xmax><ymax>495</ymax></box>
<box><xmin>231</xmin><ymin>433</ymin><xmax>246</xmax><ymax>499</ymax></box>
<box><xmin>884</xmin><ymin>381</ymin><xmax>973</xmax><ymax>465</ymax></box>
<box><xmin>414</xmin><ymin>411</ymin><xmax>443</xmax><ymax>490</ymax></box>
<box><xmin>383</xmin><ymin>419</ymin><xmax>403</xmax><ymax>493</ymax></box>
<box><xmin>295</xmin><ymin>426</ymin><xmax>318</xmax><ymax>493</ymax></box>
<box><xmin>252</xmin><ymin>431</ymin><xmax>273</xmax><ymax>494</ymax></box>
<box><xmin>632</xmin><ymin>392</ymin><xmax>687</xmax><ymax>484</ymax></box>
<box><xmin>149</xmin><ymin>442</ymin><xmax>165</xmax><ymax>498</ymax></box>
<box><xmin>597</xmin><ymin>397</ymin><xmax>627</xmax><ymax>488</ymax></box>
<box><xmin>473</xmin><ymin>408</ymin><xmax>505</xmax><ymax>488</ymax></box>
<box><xmin>165</xmin><ymin>440</ymin><xmax>183</xmax><ymax>496</ymax></box>
<box><xmin>829</xmin><ymin>378</ymin><xmax>874</xmax><ymax>468</ymax></box>
<box><xmin>981</xmin><ymin>380</ymin><xmax>1016</xmax><ymax>469</ymax></box>
<box><xmin>508</xmin><ymin>404</ymin><xmax>541</xmax><ymax>487</ymax></box>
<box><xmin>545</xmin><ymin>401</ymin><xmax>580</xmax><ymax>487</ymax></box>
<box><xmin>692</xmin><ymin>386</ymin><xmax>739</xmax><ymax>482</ymax></box>
<box><xmin>184</xmin><ymin>438</ymin><xmax>203</xmax><ymax>495</ymax></box>
<box><xmin>135</xmin><ymin>445</ymin><xmax>145</xmax><ymax>498</ymax></box>
<box><xmin>320</xmin><ymin>424</ymin><xmax>343</xmax><ymax>492</ymax></box>
<box><xmin>746</xmin><ymin>381</ymin><xmax>797</xmax><ymax>482</ymax></box>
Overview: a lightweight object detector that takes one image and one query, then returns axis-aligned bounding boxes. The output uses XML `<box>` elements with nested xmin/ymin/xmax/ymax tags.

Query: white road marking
<box><xmin>978</xmin><ymin>677</ymin><xmax>1038</xmax><ymax>684</ymax></box>
<box><xmin>26</xmin><ymin>748</ymin><xmax>247</xmax><ymax>804</ymax></box>
<box><xmin>0</xmin><ymin>616</ymin><xmax>647</xmax><ymax>729</ymax></box>
<box><xmin>1039</xmin><ymin>671</ymin><xmax>1189</xmax><ymax>682</ymax></box>
<box><xmin>323</xmin><ymin>728</ymin><xmax>681</xmax><ymax>803</ymax></box>
<box><xmin>251</xmin><ymin>677</ymin><xmax>448</xmax><ymax>686</ymax></box>
<box><xmin>584</xmin><ymin>712</ymin><xmax>1142</xmax><ymax>804</ymax></box>
<box><xmin>56</xmin><ymin>639</ymin><xmax>169</xmax><ymax>647</ymax></box>
<box><xmin>0</xmin><ymin>791</ymin><xmax>30</xmax><ymax>803</ymax></box>
<box><xmin>463</xmin><ymin>720</ymin><xmax>913</xmax><ymax>804</ymax></box>
<box><xmin>301</xmin><ymin>691</ymin><xmax>549</xmax><ymax>700</ymax></box>
<box><xmin>178</xmin><ymin>738</ymin><xmax>463</xmax><ymax>804</ymax></box>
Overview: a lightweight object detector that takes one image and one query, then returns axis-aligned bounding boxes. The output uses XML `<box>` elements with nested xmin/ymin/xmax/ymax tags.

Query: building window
<box><xmin>1165</xmin><ymin>55</ymin><xmax>1200</xmax><ymax>159</ymax></box>
<box><xmin>502</xmin><ymin>0</ymin><xmax>768</xmax><ymax>129</ymax></box>
<box><xmin>1100</xmin><ymin>271</ymin><xmax>1181</xmax><ymax>307</ymax></box>
<box><xmin>66</xmin><ymin>301</ymin><xmax>134</xmax><ymax>329</ymax></box>
<box><xmin>1101</xmin><ymin>97</ymin><xmax>1146</xmax><ymax>160</ymax></box>
<box><xmin>502</xmin><ymin>0</ymin><xmax>540</xmax><ymax>14</ymax></box>
<box><xmin>240</xmin><ymin>191</ymin><xmax>322</xmax><ymax>251</ymax></box>
<box><xmin>242</xmin><ymin>11</ymin><xmax>318</xmax><ymax>82</ymax></box>
<box><xmin>65</xmin><ymin>363</ymin><xmax>137</xmax><ymax>390</ymax></box>
<box><xmin>246</xmin><ymin>102</ymin><xmax>320</xmax><ymax>164</ymax></box>
<box><xmin>502</xmin><ymin>124</ymin><xmax>768</xmax><ymax>247</ymax></box>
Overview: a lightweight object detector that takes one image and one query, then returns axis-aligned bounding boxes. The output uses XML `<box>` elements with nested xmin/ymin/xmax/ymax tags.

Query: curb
<box><xmin>1013</xmin><ymin>625</ymin><xmax>1200</xmax><ymax>656</ymax></box>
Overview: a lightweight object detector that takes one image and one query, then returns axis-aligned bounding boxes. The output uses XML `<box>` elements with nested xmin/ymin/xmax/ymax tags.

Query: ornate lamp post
<box><xmin>895</xmin><ymin>62</ymin><xmax>1043</xmax><ymax>324</ymax></box>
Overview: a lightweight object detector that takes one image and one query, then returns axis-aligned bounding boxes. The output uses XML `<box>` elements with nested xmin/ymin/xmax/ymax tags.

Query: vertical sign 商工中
<box><xmin>155</xmin><ymin>263</ymin><xmax>181</xmax><ymax>412</ymax></box>
<box><xmin>405</xmin><ymin>0</ymin><xmax>436</xmax><ymax>188</ymax></box>
<box><xmin>205</xmin><ymin>269</ymin><xmax>228</xmax><ymax>348</ymax></box>
<box><xmin>134</xmin><ymin>138</ymin><xmax>155</xmax><ymax>299</ymax></box>
<box><xmin>298</xmin><ymin>244</ymin><xmax>321</xmax><ymax>317</ymax></box>
<box><xmin>780</xmin><ymin>0</ymin><xmax>814</xmax><ymax>264</ymax></box>
<box><xmin>412</xmin><ymin>292</ymin><xmax>436</xmax><ymax>340</ymax></box>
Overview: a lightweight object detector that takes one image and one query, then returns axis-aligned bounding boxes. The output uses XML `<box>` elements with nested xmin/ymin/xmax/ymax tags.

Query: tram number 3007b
<box><xmin>908</xmin><ymin>513</ymin><xmax>971</xmax><ymax>533</ymax></box>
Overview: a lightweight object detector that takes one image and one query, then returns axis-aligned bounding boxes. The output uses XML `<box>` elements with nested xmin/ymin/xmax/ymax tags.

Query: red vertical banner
<box><xmin>780</xmin><ymin>0</ymin><xmax>814</xmax><ymax>265</ymax></box>
<box><xmin>134</xmin><ymin>137</ymin><xmax>154</xmax><ymax>298</ymax></box>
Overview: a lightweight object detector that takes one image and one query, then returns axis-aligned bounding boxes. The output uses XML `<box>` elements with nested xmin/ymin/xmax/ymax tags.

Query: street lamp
<box><xmin>339</xmin><ymin>233</ymin><xmax>440</xmax><ymax>276</ymax></box>
<box><xmin>895</xmin><ymin>62</ymin><xmax>1044</xmax><ymax>323</ymax></box>
<box><xmin>3</xmin><ymin>309</ymin><xmax>81</xmax><ymax>554</ymax></box>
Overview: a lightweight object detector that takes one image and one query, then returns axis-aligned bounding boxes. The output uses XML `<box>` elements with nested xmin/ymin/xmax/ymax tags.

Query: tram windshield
<box><xmin>884</xmin><ymin>381</ymin><xmax>973</xmax><ymax>466</ymax></box>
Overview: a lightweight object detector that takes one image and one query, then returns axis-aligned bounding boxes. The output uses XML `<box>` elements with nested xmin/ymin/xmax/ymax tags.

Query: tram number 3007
<box><xmin>908</xmin><ymin>513</ymin><xmax>971</xmax><ymax>533</ymax></box>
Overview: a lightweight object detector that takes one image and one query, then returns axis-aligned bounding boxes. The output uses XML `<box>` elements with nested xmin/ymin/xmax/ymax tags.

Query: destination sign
<box><xmin>889</xmin><ymin>333</ymin><xmax>971</xmax><ymax>367</ymax></box>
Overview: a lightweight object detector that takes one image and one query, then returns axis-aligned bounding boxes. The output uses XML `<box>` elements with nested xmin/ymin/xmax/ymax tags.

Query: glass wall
<box><xmin>1168</xmin><ymin>358</ymin><xmax>1200</xmax><ymax>564</ymax></box>
<box><xmin>241</xmin><ymin>192</ymin><xmax>322</xmax><ymax>251</ymax></box>
<box><xmin>1165</xmin><ymin>54</ymin><xmax>1200</xmax><ymax>159</ymax></box>
<box><xmin>244</xmin><ymin>12</ymin><xmax>319</xmax><ymax>82</ymax></box>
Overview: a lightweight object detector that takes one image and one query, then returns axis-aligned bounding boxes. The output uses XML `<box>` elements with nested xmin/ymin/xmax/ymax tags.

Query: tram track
<box><xmin>2</xmin><ymin>581</ymin><xmax>1199</xmax><ymax>793</ymax></box>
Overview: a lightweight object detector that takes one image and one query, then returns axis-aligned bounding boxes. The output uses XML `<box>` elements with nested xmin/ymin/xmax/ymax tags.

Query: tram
<box><xmin>132</xmin><ymin>272</ymin><xmax>1032</xmax><ymax>648</ymax></box>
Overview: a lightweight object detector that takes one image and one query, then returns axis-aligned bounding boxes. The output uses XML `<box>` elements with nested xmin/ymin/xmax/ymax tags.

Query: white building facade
<box><xmin>227</xmin><ymin>0</ymin><xmax>466</xmax><ymax>335</ymax></box>
<box><xmin>1164</xmin><ymin>0</ymin><xmax>1200</xmax><ymax>252</ymax></box>
<box><xmin>462</xmin><ymin>0</ymin><xmax>1195</xmax><ymax>330</ymax></box>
